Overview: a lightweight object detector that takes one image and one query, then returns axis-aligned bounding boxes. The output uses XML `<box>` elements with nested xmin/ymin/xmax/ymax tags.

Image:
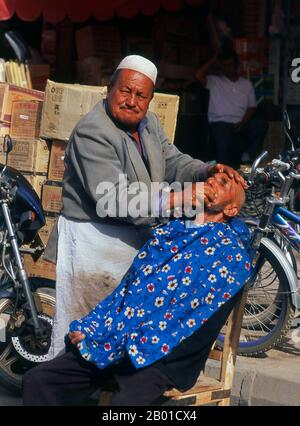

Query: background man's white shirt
<box><xmin>206</xmin><ymin>75</ymin><xmax>257</xmax><ymax>124</ymax></box>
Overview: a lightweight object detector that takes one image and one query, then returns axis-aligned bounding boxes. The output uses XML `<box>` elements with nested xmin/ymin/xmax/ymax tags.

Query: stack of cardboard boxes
<box><xmin>74</xmin><ymin>20</ymin><xmax>209</xmax><ymax>90</ymax></box>
<box><xmin>0</xmin><ymin>83</ymin><xmax>46</xmax><ymax>193</ymax></box>
<box><xmin>35</xmin><ymin>80</ymin><xmax>109</xmax><ymax>281</ymax></box>
<box><xmin>76</xmin><ymin>25</ymin><xmax>122</xmax><ymax>86</ymax></box>
<box><xmin>0</xmin><ymin>83</ymin><xmax>55</xmax><ymax>279</ymax></box>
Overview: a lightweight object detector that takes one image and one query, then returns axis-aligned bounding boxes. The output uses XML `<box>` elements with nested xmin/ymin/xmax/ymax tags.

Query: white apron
<box><xmin>49</xmin><ymin>215</ymin><xmax>152</xmax><ymax>358</ymax></box>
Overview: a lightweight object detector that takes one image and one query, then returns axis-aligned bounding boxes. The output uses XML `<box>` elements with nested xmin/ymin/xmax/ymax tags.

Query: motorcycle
<box><xmin>0</xmin><ymin>135</ymin><xmax>55</xmax><ymax>394</ymax></box>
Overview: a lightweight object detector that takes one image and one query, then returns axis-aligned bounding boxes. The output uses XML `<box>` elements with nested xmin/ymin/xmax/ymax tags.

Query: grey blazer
<box><xmin>45</xmin><ymin>100</ymin><xmax>209</xmax><ymax>263</ymax></box>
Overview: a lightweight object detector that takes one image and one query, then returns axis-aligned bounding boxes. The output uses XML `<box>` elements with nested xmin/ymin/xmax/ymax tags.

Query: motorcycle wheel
<box><xmin>0</xmin><ymin>283</ymin><xmax>55</xmax><ymax>395</ymax></box>
<box><xmin>216</xmin><ymin>242</ymin><xmax>295</xmax><ymax>356</ymax></box>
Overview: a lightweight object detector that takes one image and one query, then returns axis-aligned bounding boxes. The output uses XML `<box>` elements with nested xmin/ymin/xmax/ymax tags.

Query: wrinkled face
<box><xmin>206</xmin><ymin>173</ymin><xmax>245</xmax><ymax>213</ymax></box>
<box><xmin>107</xmin><ymin>69</ymin><xmax>154</xmax><ymax>132</ymax></box>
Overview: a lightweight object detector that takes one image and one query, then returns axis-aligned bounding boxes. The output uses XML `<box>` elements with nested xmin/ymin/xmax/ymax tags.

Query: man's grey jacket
<box><xmin>45</xmin><ymin>99</ymin><xmax>209</xmax><ymax>261</ymax></box>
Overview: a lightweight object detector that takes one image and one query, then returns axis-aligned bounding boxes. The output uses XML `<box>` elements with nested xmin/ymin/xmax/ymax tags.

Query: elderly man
<box><xmin>23</xmin><ymin>172</ymin><xmax>251</xmax><ymax>406</ymax></box>
<box><xmin>47</xmin><ymin>55</ymin><xmax>246</xmax><ymax>357</ymax></box>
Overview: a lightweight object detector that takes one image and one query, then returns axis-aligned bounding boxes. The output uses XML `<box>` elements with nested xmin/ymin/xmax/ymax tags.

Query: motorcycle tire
<box><xmin>216</xmin><ymin>241</ymin><xmax>295</xmax><ymax>356</ymax></box>
<box><xmin>0</xmin><ymin>280</ymin><xmax>55</xmax><ymax>395</ymax></box>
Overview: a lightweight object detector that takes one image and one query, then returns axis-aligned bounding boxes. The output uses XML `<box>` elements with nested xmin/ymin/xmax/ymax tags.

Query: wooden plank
<box><xmin>99</xmin><ymin>392</ymin><xmax>112</xmax><ymax>406</ymax></box>
<box><xmin>208</xmin><ymin>349</ymin><xmax>222</xmax><ymax>361</ymax></box>
<box><xmin>168</xmin><ymin>388</ymin><xmax>231</xmax><ymax>405</ymax></box>
<box><xmin>164</xmin><ymin>376</ymin><xmax>221</xmax><ymax>398</ymax></box>
<box><xmin>220</xmin><ymin>287</ymin><xmax>249</xmax><ymax>388</ymax></box>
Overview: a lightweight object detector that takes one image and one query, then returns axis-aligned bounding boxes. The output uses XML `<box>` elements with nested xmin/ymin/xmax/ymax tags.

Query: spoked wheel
<box><xmin>0</xmin><ymin>286</ymin><xmax>55</xmax><ymax>394</ymax></box>
<box><xmin>217</xmin><ymin>242</ymin><xmax>295</xmax><ymax>356</ymax></box>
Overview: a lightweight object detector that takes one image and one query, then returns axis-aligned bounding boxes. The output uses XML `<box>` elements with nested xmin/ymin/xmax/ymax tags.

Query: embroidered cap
<box><xmin>116</xmin><ymin>55</ymin><xmax>157</xmax><ymax>85</ymax></box>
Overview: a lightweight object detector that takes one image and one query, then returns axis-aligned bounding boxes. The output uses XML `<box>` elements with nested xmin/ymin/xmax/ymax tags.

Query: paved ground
<box><xmin>206</xmin><ymin>327</ymin><xmax>300</xmax><ymax>406</ymax></box>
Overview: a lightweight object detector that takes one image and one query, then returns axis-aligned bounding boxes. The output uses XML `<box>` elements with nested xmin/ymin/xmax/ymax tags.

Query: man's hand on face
<box><xmin>171</xmin><ymin>182</ymin><xmax>217</xmax><ymax>215</ymax></box>
<box><xmin>207</xmin><ymin>164</ymin><xmax>247</xmax><ymax>189</ymax></box>
<box><xmin>69</xmin><ymin>331</ymin><xmax>86</xmax><ymax>345</ymax></box>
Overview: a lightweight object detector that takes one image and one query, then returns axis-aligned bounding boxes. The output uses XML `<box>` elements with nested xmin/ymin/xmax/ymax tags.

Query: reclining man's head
<box><xmin>195</xmin><ymin>173</ymin><xmax>245</xmax><ymax>224</ymax></box>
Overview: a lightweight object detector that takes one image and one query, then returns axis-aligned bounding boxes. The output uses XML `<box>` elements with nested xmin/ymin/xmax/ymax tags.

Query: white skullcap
<box><xmin>116</xmin><ymin>55</ymin><xmax>157</xmax><ymax>85</ymax></box>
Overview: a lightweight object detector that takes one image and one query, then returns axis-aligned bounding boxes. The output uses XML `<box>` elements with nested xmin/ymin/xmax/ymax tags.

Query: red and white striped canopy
<box><xmin>0</xmin><ymin>0</ymin><xmax>205</xmax><ymax>23</ymax></box>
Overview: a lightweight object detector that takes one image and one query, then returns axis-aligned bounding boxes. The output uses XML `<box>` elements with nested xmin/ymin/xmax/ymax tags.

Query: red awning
<box><xmin>0</xmin><ymin>0</ymin><xmax>205</xmax><ymax>23</ymax></box>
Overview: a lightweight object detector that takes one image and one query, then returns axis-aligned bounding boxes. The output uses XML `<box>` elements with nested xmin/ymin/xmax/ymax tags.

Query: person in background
<box><xmin>196</xmin><ymin>47</ymin><xmax>268</xmax><ymax>168</ymax></box>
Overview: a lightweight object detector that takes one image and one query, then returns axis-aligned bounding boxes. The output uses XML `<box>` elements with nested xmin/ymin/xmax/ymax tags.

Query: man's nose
<box><xmin>125</xmin><ymin>93</ymin><xmax>136</xmax><ymax>107</ymax></box>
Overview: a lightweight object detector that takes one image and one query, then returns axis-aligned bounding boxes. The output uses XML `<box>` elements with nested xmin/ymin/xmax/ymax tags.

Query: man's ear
<box><xmin>150</xmin><ymin>88</ymin><xmax>154</xmax><ymax>101</ymax></box>
<box><xmin>223</xmin><ymin>204</ymin><xmax>239</xmax><ymax>218</ymax></box>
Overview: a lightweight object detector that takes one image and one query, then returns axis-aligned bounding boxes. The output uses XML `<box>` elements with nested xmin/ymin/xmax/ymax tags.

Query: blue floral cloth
<box><xmin>69</xmin><ymin>218</ymin><xmax>252</xmax><ymax>370</ymax></box>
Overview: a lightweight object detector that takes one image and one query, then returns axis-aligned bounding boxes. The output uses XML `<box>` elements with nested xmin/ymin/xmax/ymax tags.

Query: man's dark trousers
<box><xmin>210</xmin><ymin>118</ymin><xmax>268</xmax><ymax>168</ymax></box>
<box><xmin>22</xmin><ymin>290</ymin><xmax>242</xmax><ymax>406</ymax></box>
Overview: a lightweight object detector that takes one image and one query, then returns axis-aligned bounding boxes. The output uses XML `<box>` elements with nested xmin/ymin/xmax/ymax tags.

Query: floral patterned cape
<box><xmin>69</xmin><ymin>218</ymin><xmax>252</xmax><ymax>370</ymax></box>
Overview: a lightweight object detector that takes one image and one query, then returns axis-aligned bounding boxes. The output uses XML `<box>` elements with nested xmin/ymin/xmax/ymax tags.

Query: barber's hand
<box><xmin>207</xmin><ymin>163</ymin><xmax>248</xmax><ymax>189</ymax></box>
<box><xmin>68</xmin><ymin>331</ymin><xmax>86</xmax><ymax>345</ymax></box>
<box><xmin>171</xmin><ymin>182</ymin><xmax>217</xmax><ymax>215</ymax></box>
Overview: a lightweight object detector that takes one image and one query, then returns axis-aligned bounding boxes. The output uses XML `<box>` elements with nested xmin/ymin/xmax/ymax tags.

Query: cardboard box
<box><xmin>161</xmin><ymin>42</ymin><xmax>180</xmax><ymax>64</ymax></box>
<box><xmin>76</xmin><ymin>25</ymin><xmax>121</xmax><ymax>60</ymax></box>
<box><xmin>7</xmin><ymin>138</ymin><xmax>50</xmax><ymax>173</ymax></box>
<box><xmin>234</xmin><ymin>38</ymin><xmax>268</xmax><ymax>77</ymax></box>
<box><xmin>0</xmin><ymin>123</ymin><xmax>10</xmax><ymax>137</ymax></box>
<box><xmin>41</xmin><ymin>28</ymin><xmax>57</xmax><ymax>65</ymax></box>
<box><xmin>40</xmin><ymin>80</ymin><xmax>107</xmax><ymax>141</ymax></box>
<box><xmin>159</xmin><ymin>61</ymin><xmax>196</xmax><ymax>81</ymax></box>
<box><xmin>153</xmin><ymin>16</ymin><xmax>200</xmax><ymax>42</ymax></box>
<box><xmin>179</xmin><ymin>44</ymin><xmax>210</xmax><ymax>66</ymax></box>
<box><xmin>10</xmin><ymin>100</ymin><xmax>43</xmax><ymax>139</ymax></box>
<box><xmin>28</xmin><ymin>64</ymin><xmax>50</xmax><ymax>92</ymax></box>
<box><xmin>23</xmin><ymin>174</ymin><xmax>47</xmax><ymax>198</ymax></box>
<box><xmin>126</xmin><ymin>37</ymin><xmax>154</xmax><ymax>59</ymax></box>
<box><xmin>38</xmin><ymin>215</ymin><xmax>57</xmax><ymax>246</ymax></box>
<box><xmin>42</xmin><ymin>181</ymin><xmax>63</xmax><ymax>213</ymax></box>
<box><xmin>0</xmin><ymin>83</ymin><xmax>44</xmax><ymax>123</ymax></box>
<box><xmin>76</xmin><ymin>57</ymin><xmax>103</xmax><ymax>85</ymax></box>
<box><xmin>0</xmin><ymin>143</ymin><xmax>5</xmax><ymax>164</ymax></box>
<box><xmin>149</xmin><ymin>93</ymin><xmax>180</xmax><ymax>144</ymax></box>
<box><xmin>24</xmin><ymin>253</ymin><xmax>56</xmax><ymax>281</ymax></box>
<box><xmin>48</xmin><ymin>140</ymin><xmax>67</xmax><ymax>181</ymax></box>
<box><xmin>76</xmin><ymin>55</ymin><xmax>121</xmax><ymax>85</ymax></box>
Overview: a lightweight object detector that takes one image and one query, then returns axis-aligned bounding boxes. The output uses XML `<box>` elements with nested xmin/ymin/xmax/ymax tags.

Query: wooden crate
<box><xmin>10</xmin><ymin>100</ymin><xmax>43</xmax><ymax>139</ymax></box>
<box><xmin>24</xmin><ymin>254</ymin><xmax>56</xmax><ymax>281</ymax></box>
<box><xmin>42</xmin><ymin>181</ymin><xmax>63</xmax><ymax>213</ymax></box>
<box><xmin>0</xmin><ymin>82</ymin><xmax>44</xmax><ymax>123</ymax></box>
<box><xmin>7</xmin><ymin>138</ymin><xmax>50</xmax><ymax>173</ymax></box>
<box><xmin>38</xmin><ymin>215</ymin><xmax>57</xmax><ymax>247</ymax></box>
<box><xmin>23</xmin><ymin>173</ymin><xmax>47</xmax><ymax>198</ymax></box>
<box><xmin>48</xmin><ymin>140</ymin><xmax>67</xmax><ymax>182</ymax></box>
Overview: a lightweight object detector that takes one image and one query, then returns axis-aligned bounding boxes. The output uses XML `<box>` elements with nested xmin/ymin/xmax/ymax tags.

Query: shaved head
<box><xmin>205</xmin><ymin>173</ymin><xmax>246</xmax><ymax>219</ymax></box>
